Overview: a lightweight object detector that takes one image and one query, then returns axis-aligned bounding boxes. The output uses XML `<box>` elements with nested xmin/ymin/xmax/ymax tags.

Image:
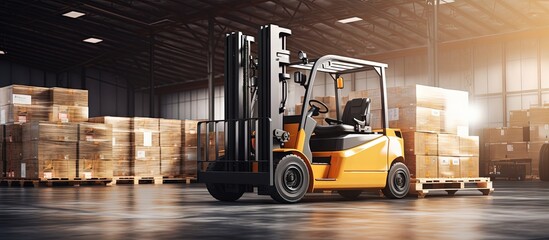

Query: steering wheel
<box><xmin>308</xmin><ymin>99</ymin><xmax>329</xmax><ymax>114</ymax></box>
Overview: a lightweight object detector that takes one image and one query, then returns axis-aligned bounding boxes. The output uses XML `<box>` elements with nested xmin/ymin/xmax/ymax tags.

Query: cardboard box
<box><xmin>388</xmin><ymin>106</ymin><xmax>442</xmax><ymax>133</ymax></box>
<box><xmin>78</xmin><ymin>141</ymin><xmax>113</xmax><ymax>179</ymax></box>
<box><xmin>131</xmin><ymin>131</ymin><xmax>160</xmax><ymax>147</ymax></box>
<box><xmin>160</xmin><ymin>119</ymin><xmax>182</xmax><ymax>147</ymax></box>
<box><xmin>438</xmin><ymin>134</ymin><xmax>460</xmax><ymax>156</ymax></box>
<box><xmin>459</xmin><ymin>136</ymin><xmax>480</xmax><ymax>156</ymax></box>
<box><xmin>0</xmin><ymin>104</ymin><xmax>51</xmax><ymax>124</ymax></box>
<box><xmin>403</xmin><ymin>132</ymin><xmax>438</xmax><ymax>156</ymax></box>
<box><xmin>388</xmin><ymin>85</ymin><xmax>446</xmax><ymax>110</ymax></box>
<box><xmin>112</xmin><ymin>146</ymin><xmax>132</xmax><ymax>176</ymax></box>
<box><xmin>133</xmin><ymin>146</ymin><xmax>160</xmax><ymax>176</ymax></box>
<box><xmin>509</xmin><ymin>110</ymin><xmax>529</xmax><ymax>127</ymax></box>
<box><xmin>51</xmin><ymin>87</ymin><xmax>88</xmax><ymax>107</ymax></box>
<box><xmin>22</xmin><ymin>122</ymin><xmax>78</xmax><ymax>142</ymax></box>
<box><xmin>505</xmin><ymin>142</ymin><xmax>529</xmax><ymax>159</ymax></box>
<box><xmin>529</xmin><ymin>107</ymin><xmax>549</xmax><ymax>123</ymax></box>
<box><xmin>485</xmin><ymin>127</ymin><xmax>530</xmax><ymax>143</ymax></box>
<box><xmin>22</xmin><ymin>140</ymin><xmax>77</xmax><ymax>179</ymax></box>
<box><xmin>50</xmin><ymin>105</ymin><xmax>89</xmax><ymax>123</ymax></box>
<box><xmin>438</xmin><ymin>156</ymin><xmax>460</xmax><ymax>178</ymax></box>
<box><xmin>132</xmin><ymin>117</ymin><xmax>160</xmax><ymax>131</ymax></box>
<box><xmin>78</xmin><ymin>122</ymin><xmax>112</xmax><ymax>142</ymax></box>
<box><xmin>488</xmin><ymin>143</ymin><xmax>507</xmax><ymax>160</ymax></box>
<box><xmin>460</xmin><ymin>157</ymin><xmax>479</xmax><ymax>178</ymax></box>
<box><xmin>160</xmin><ymin>147</ymin><xmax>182</xmax><ymax>177</ymax></box>
<box><xmin>0</xmin><ymin>85</ymin><xmax>51</xmax><ymax>106</ymax></box>
<box><xmin>405</xmin><ymin>155</ymin><xmax>438</xmax><ymax>178</ymax></box>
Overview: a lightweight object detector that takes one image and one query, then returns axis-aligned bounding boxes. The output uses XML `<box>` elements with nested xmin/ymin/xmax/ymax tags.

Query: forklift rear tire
<box><xmin>382</xmin><ymin>162</ymin><xmax>410</xmax><ymax>199</ymax></box>
<box><xmin>338</xmin><ymin>190</ymin><xmax>362</xmax><ymax>200</ymax></box>
<box><xmin>540</xmin><ymin>143</ymin><xmax>549</xmax><ymax>181</ymax></box>
<box><xmin>270</xmin><ymin>154</ymin><xmax>310</xmax><ymax>203</ymax></box>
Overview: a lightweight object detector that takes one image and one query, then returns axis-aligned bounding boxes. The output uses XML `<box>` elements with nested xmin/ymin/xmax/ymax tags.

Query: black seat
<box><xmin>314</xmin><ymin>98</ymin><xmax>371</xmax><ymax>137</ymax></box>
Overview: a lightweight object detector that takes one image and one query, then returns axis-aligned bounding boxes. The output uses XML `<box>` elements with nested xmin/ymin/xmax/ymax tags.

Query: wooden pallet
<box><xmin>410</xmin><ymin>177</ymin><xmax>494</xmax><ymax>198</ymax></box>
<box><xmin>0</xmin><ymin>178</ymin><xmax>112</xmax><ymax>187</ymax></box>
<box><xmin>162</xmin><ymin>176</ymin><xmax>197</xmax><ymax>184</ymax></box>
<box><xmin>108</xmin><ymin>176</ymin><xmax>164</xmax><ymax>185</ymax></box>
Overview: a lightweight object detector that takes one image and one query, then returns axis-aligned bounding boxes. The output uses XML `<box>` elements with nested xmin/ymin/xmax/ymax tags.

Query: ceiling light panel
<box><xmin>83</xmin><ymin>37</ymin><xmax>103</xmax><ymax>44</ymax></box>
<box><xmin>62</xmin><ymin>11</ymin><xmax>86</xmax><ymax>18</ymax></box>
<box><xmin>337</xmin><ymin>17</ymin><xmax>363</xmax><ymax>24</ymax></box>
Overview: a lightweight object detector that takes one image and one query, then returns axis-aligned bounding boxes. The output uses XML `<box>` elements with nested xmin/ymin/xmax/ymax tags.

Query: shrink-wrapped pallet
<box><xmin>51</xmin><ymin>87</ymin><xmax>88</xmax><ymax>106</ymax></box>
<box><xmin>509</xmin><ymin>110</ymin><xmax>529</xmax><ymax>127</ymax></box>
<box><xmin>5</xmin><ymin>124</ymin><xmax>23</xmax><ymax>178</ymax></box>
<box><xmin>132</xmin><ymin>117</ymin><xmax>159</xmax><ymax>131</ymax></box>
<box><xmin>88</xmin><ymin>117</ymin><xmax>132</xmax><ymax>176</ymax></box>
<box><xmin>183</xmin><ymin>147</ymin><xmax>198</xmax><ymax>177</ymax></box>
<box><xmin>160</xmin><ymin>119</ymin><xmax>182</xmax><ymax>147</ymax></box>
<box><xmin>182</xmin><ymin>120</ymin><xmax>199</xmax><ymax>147</ymax></box>
<box><xmin>78</xmin><ymin>122</ymin><xmax>113</xmax><ymax>178</ymax></box>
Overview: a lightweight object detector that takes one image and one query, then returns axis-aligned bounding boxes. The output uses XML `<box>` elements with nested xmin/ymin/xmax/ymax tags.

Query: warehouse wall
<box><xmin>0</xmin><ymin>60</ymin><xmax>132</xmax><ymax>117</ymax></box>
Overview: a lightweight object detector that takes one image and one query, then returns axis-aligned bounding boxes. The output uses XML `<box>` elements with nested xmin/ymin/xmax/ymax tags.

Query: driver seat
<box><xmin>314</xmin><ymin>98</ymin><xmax>371</xmax><ymax>137</ymax></box>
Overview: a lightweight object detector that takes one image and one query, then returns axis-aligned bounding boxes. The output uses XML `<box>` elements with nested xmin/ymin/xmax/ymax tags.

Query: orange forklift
<box><xmin>197</xmin><ymin>24</ymin><xmax>409</xmax><ymax>203</ymax></box>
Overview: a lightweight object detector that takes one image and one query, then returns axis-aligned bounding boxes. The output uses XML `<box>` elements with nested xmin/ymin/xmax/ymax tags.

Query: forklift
<box><xmin>197</xmin><ymin>24</ymin><xmax>409</xmax><ymax>203</ymax></box>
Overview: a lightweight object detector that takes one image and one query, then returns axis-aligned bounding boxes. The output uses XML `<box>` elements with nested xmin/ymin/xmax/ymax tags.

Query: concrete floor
<box><xmin>0</xmin><ymin>181</ymin><xmax>548</xmax><ymax>240</ymax></box>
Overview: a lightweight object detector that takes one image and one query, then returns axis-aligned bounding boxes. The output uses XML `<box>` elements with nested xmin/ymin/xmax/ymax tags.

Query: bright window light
<box><xmin>83</xmin><ymin>37</ymin><xmax>103</xmax><ymax>44</ymax></box>
<box><xmin>337</xmin><ymin>17</ymin><xmax>363</xmax><ymax>24</ymax></box>
<box><xmin>440</xmin><ymin>0</ymin><xmax>455</xmax><ymax>4</ymax></box>
<box><xmin>62</xmin><ymin>11</ymin><xmax>86</xmax><ymax>18</ymax></box>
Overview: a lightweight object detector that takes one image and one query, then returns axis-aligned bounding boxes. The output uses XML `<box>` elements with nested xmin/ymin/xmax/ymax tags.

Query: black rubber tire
<box><xmin>338</xmin><ymin>190</ymin><xmax>362</xmax><ymax>200</ymax></box>
<box><xmin>540</xmin><ymin>144</ymin><xmax>549</xmax><ymax>181</ymax></box>
<box><xmin>205</xmin><ymin>160</ymin><xmax>244</xmax><ymax>202</ymax></box>
<box><xmin>270</xmin><ymin>154</ymin><xmax>310</xmax><ymax>203</ymax></box>
<box><xmin>382</xmin><ymin>162</ymin><xmax>410</xmax><ymax>199</ymax></box>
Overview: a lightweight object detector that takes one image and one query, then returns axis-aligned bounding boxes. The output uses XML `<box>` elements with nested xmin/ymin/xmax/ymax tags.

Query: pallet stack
<box><xmin>88</xmin><ymin>116</ymin><xmax>132</xmax><ymax>176</ymax></box>
<box><xmin>50</xmin><ymin>88</ymin><xmax>89</xmax><ymax>123</ymax></box>
<box><xmin>348</xmin><ymin>84</ymin><xmax>480</xmax><ymax>179</ymax></box>
<box><xmin>0</xmin><ymin>85</ymin><xmax>51</xmax><ymax>124</ymax></box>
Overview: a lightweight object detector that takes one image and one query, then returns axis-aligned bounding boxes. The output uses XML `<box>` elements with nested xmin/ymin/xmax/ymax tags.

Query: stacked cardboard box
<box><xmin>0</xmin><ymin>85</ymin><xmax>51</xmax><ymax>124</ymax></box>
<box><xmin>21</xmin><ymin>122</ymin><xmax>78</xmax><ymax>179</ymax></box>
<box><xmin>4</xmin><ymin>124</ymin><xmax>23</xmax><ymax>178</ymax></box>
<box><xmin>160</xmin><ymin>119</ymin><xmax>182</xmax><ymax>177</ymax></box>
<box><xmin>88</xmin><ymin>116</ymin><xmax>132</xmax><ymax>176</ymax></box>
<box><xmin>348</xmin><ymin>85</ymin><xmax>478</xmax><ymax>178</ymax></box>
<box><xmin>78</xmin><ymin>122</ymin><xmax>113</xmax><ymax>179</ymax></box>
<box><xmin>482</xmin><ymin>126</ymin><xmax>531</xmax><ymax>175</ymax></box>
<box><xmin>132</xmin><ymin>117</ymin><xmax>161</xmax><ymax>176</ymax></box>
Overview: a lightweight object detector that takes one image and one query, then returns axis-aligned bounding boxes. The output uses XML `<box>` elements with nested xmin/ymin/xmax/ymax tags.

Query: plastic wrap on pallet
<box><xmin>5</xmin><ymin>123</ymin><xmax>23</xmax><ymax>143</ymax></box>
<box><xmin>5</xmin><ymin>142</ymin><xmax>22</xmax><ymax>178</ymax></box>
<box><xmin>22</xmin><ymin>140</ymin><xmax>77</xmax><ymax>179</ymax></box>
<box><xmin>50</xmin><ymin>105</ymin><xmax>89</xmax><ymax>123</ymax></box>
<box><xmin>79</xmin><ymin>141</ymin><xmax>113</xmax><ymax>179</ymax></box>
<box><xmin>160</xmin><ymin>147</ymin><xmax>182</xmax><ymax>177</ymax></box>
<box><xmin>182</xmin><ymin>120</ymin><xmax>199</xmax><ymax>147</ymax></box>
<box><xmin>51</xmin><ymin>87</ymin><xmax>88</xmax><ymax>106</ymax></box>
<box><xmin>133</xmin><ymin>146</ymin><xmax>160</xmax><ymax>176</ymax></box>
<box><xmin>0</xmin><ymin>85</ymin><xmax>51</xmax><ymax>106</ymax></box>
<box><xmin>160</xmin><ymin>119</ymin><xmax>182</xmax><ymax>147</ymax></box>
<box><xmin>0</xmin><ymin>104</ymin><xmax>51</xmax><ymax>124</ymax></box>
<box><xmin>22</xmin><ymin>122</ymin><xmax>78</xmax><ymax>142</ymax></box>
<box><xmin>88</xmin><ymin>116</ymin><xmax>132</xmax><ymax>147</ymax></box>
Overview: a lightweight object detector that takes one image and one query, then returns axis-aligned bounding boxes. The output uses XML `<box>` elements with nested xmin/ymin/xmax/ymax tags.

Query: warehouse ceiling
<box><xmin>1</xmin><ymin>0</ymin><xmax>549</xmax><ymax>91</ymax></box>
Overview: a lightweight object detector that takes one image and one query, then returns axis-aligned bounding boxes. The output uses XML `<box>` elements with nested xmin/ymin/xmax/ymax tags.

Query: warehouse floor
<box><xmin>1</xmin><ymin>181</ymin><xmax>548</xmax><ymax>240</ymax></box>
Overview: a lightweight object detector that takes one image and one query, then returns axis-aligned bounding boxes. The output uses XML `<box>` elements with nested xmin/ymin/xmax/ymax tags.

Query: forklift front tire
<box><xmin>382</xmin><ymin>162</ymin><xmax>410</xmax><ymax>199</ymax></box>
<box><xmin>270</xmin><ymin>154</ymin><xmax>310</xmax><ymax>203</ymax></box>
<box><xmin>206</xmin><ymin>183</ymin><xmax>244</xmax><ymax>202</ymax></box>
